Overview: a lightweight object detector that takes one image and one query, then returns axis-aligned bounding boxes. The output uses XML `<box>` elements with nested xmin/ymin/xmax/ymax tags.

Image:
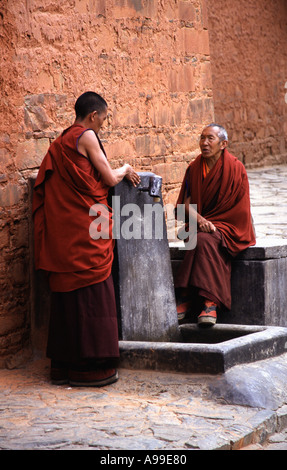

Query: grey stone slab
<box><xmin>119</xmin><ymin>324</ymin><xmax>287</xmax><ymax>374</ymax></box>
<box><xmin>236</xmin><ymin>238</ymin><xmax>287</xmax><ymax>260</ymax></box>
<box><xmin>208</xmin><ymin>353</ymin><xmax>287</xmax><ymax>410</ymax></box>
<box><xmin>170</xmin><ymin>239</ymin><xmax>287</xmax><ymax>261</ymax></box>
<box><xmin>228</xmin><ymin>255</ymin><xmax>287</xmax><ymax>326</ymax></box>
<box><xmin>114</xmin><ymin>173</ymin><xmax>180</xmax><ymax>342</ymax></box>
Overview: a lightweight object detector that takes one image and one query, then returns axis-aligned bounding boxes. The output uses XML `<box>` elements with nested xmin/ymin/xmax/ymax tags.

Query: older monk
<box><xmin>175</xmin><ymin>123</ymin><xmax>255</xmax><ymax>327</ymax></box>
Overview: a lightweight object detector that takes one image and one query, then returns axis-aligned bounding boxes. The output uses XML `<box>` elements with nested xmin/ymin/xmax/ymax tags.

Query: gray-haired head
<box><xmin>205</xmin><ymin>123</ymin><xmax>228</xmax><ymax>142</ymax></box>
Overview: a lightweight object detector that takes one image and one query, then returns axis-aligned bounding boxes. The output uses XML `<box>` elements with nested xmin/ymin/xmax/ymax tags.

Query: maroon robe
<box><xmin>175</xmin><ymin>149</ymin><xmax>255</xmax><ymax>311</ymax></box>
<box><xmin>33</xmin><ymin>124</ymin><xmax>119</xmax><ymax>363</ymax></box>
<box><xmin>32</xmin><ymin>123</ymin><xmax>115</xmax><ymax>291</ymax></box>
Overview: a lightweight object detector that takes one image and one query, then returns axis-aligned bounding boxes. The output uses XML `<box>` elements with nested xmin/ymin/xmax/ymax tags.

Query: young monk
<box><xmin>33</xmin><ymin>92</ymin><xmax>140</xmax><ymax>386</ymax></box>
<box><xmin>175</xmin><ymin>123</ymin><xmax>256</xmax><ymax>327</ymax></box>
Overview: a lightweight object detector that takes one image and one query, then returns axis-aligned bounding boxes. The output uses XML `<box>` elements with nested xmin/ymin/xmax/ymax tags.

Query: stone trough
<box><xmin>119</xmin><ymin>324</ymin><xmax>287</xmax><ymax>374</ymax></box>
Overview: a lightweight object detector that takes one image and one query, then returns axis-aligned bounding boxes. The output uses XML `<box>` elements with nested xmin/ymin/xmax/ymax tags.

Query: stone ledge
<box><xmin>119</xmin><ymin>324</ymin><xmax>287</xmax><ymax>374</ymax></box>
<box><xmin>170</xmin><ymin>238</ymin><xmax>287</xmax><ymax>327</ymax></box>
<box><xmin>169</xmin><ymin>238</ymin><xmax>287</xmax><ymax>260</ymax></box>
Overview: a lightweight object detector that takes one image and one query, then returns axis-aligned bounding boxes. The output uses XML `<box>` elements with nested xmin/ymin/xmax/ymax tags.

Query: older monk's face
<box><xmin>199</xmin><ymin>126</ymin><xmax>227</xmax><ymax>161</ymax></box>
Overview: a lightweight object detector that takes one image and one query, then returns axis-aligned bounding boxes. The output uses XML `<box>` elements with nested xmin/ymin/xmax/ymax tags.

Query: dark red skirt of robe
<box><xmin>33</xmin><ymin>124</ymin><xmax>119</xmax><ymax>363</ymax></box>
<box><xmin>175</xmin><ymin>230</ymin><xmax>232</xmax><ymax>310</ymax></box>
<box><xmin>46</xmin><ymin>275</ymin><xmax>119</xmax><ymax>364</ymax></box>
<box><xmin>175</xmin><ymin>149</ymin><xmax>255</xmax><ymax>312</ymax></box>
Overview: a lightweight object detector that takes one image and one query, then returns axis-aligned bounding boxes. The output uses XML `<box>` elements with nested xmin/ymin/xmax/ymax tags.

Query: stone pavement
<box><xmin>1</xmin><ymin>353</ymin><xmax>287</xmax><ymax>452</ymax></box>
<box><xmin>1</xmin><ymin>355</ymin><xmax>287</xmax><ymax>452</ymax></box>
<box><xmin>0</xmin><ymin>164</ymin><xmax>287</xmax><ymax>453</ymax></box>
<box><xmin>247</xmin><ymin>165</ymin><xmax>287</xmax><ymax>240</ymax></box>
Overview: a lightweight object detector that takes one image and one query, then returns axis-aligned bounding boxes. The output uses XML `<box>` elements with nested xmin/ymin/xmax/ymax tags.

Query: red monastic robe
<box><xmin>33</xmin><ymin>124</ymin><xmax>119</xmax><ymax>362</ymax></box>
<box><xmin>32</xmin><ymin>124</ymin><xmax>114</xmax><ymax>292</ymax></box>
<box><xmin>175</xmin><ymin>149</ymin><xmax>256</xmax><ymax>310</ymax></box>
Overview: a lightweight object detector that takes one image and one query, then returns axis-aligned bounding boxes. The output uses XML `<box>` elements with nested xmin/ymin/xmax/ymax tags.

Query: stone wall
<box><xmin>206</xmin><ymin>0</ymin><xmax>287</xmax><ymax>167</ymax></box>
<box><xmin>0</xmin><ymin>0</ymin><xmax>213</xmax><ymax>365</ymax></box>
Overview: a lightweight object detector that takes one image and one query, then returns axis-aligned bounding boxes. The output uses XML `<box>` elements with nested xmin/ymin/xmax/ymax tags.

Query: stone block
<box><xmin>152</xmin><ymin>162</ymin><xmax>187</xmax><ymax>185</ymax></box>
<box><xmin>114</xmin><ymin>173</ymin><xmax>180</xmax><ymax>342</ymax></box>
<box><xmin>112</xmin><ymin>105</ymin><xmax>140</xmax><ymax>128</ymax></box>
<box><xmin>168</xmin><ymin>64</ymin><xmax>195</xmax><ymax>93</ymax></box>
<box><xmin>170</xmin><ymin>239</ymin><xmax>287</xmax><ymax>327</ymax></box>
<box><xmin>187</xmin><ymin>97</ymin><xmax>214</xmax><ymax>122</ymax></box>
<box><xmin>16</xmin><ymin>138</ymin><xmax>50</xmax><ymax>170</ymax></box>
<box><xmin>104</xmin><ymin>139</ymin><xmax>135</xmax><ymax>160</ymax></box>
<box><xmin>228</xmin><ymin>240</ymin><xmax>287</xmax><ymax>327</ymax></box>
<box><xmin>9</xmin><ymin>259</ymin><xmax>29</xmax><ymax>286</ymax></box>
<box><xmin>178</xmin><ymin>1</ymin><xmax>196</xmax><ymax>23</ymax></box>
<box><xmin>0</xmin><ymin>182</ymin><xmax>25</xmax><ymax>207</ymax></box>
<box><xmin>112</xmin><ymin>0</ymin><xmax>158</xmax><ymax>18</ymax></box>
<box><xmin>149</xmin><ymin>101</ymin><xmax>172</xmax><ymax>127</ymax></box>
<box><xmin>170</xmin><ymin>133</ymin><xmax>198</xmax><ymax>154</ymax></box>
<box><xmin>198</xmin><ymin>30</ymin><xmax>210</xmax><ymax>55</ymax></box>
<box><xmin>183</xmin><ymin>29</ymin><xmax>210</xmax><ymax>56</ymax></box>
<box><xmin>200</xmin><ymin>0</ymin><xmax>209</xmax><ymax>29</ymax></box>
<box><xmin>135</xmin><ymin>134</ymin><xmax>167</xmax><ymax>158</ymax></box>
<box><xmin>199</xmin><ymin>61</ymin><xmax>213</xmax><ymax>90</ymax></box>
<box><xmin>0</xmin><ymin>313</ymin><xmax>26</xmax><ymax>336</ymax></box>
<box><xmin>0</xmin><ymin>148</ymin><xmax>9</xmax><ymax>169</ymax></box>
<box><xmin>24</xmin><ymin>104</ymin><xmax>53</xmax><ymax>132</ymax></box>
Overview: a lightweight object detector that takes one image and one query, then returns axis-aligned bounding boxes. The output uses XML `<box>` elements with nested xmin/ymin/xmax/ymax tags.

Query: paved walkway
<box><xmin>1</xmin><ymin>355</ymin><xmax>287</xmax><ymax>451</ymax></box>
<box><xmin>248</xmin><ymin>165</ymin><xmax>287</xmax><ymax>240</ymax></box>
<box><xmin>0</xmin><ymin>165</ymin><xmax>287</xmax><ymax>452</ymax></box>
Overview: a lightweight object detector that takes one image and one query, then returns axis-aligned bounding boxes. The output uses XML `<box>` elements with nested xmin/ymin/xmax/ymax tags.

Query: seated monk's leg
<box><xmin>198</xmin><ymin>298</ymin><xmax>218</xmax><ymax>327</ymax></box>
<box><xmin>176</xmin><ymin>287</ymin><xmax>192</xmax><ymax>322</ymax></box>
<box><xmin>175</xmin><ymin>230</ymin><xmax>232</xmax><ymax>325</ymax></box>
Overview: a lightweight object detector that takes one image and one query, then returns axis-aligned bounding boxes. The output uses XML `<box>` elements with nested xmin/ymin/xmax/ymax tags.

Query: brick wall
<box><xmin>0</xmin><ymin>0</ymin><xmax>213</xmax><ymax>365</ymax></box>
<box><xmin>206</xmin><ymin>0</ymin><xmax>287</xmax><ymax>167</ymax></box>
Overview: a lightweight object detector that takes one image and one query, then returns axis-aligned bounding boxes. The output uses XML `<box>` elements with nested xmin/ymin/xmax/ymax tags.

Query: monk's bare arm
<box><xmin>184</xmin><ymin>196</ymin><xmax>216</xmax><ymax>233</ymax></box>
<box><xmin>77</xmin><ymin>130</ymin><xmax>140</xmax><ymax>187</ymax></box>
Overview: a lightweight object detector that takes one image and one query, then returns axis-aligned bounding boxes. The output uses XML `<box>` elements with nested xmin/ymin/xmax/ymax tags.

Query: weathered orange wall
<box><xmin>0</xmin><ymin>0</ymin><xmax>213</xmax><ymax>365</ymax></box>
<box><xmin>206</xmin><ymin>0</ymin><xmax>287</xmax><ymax>167</ymax></box>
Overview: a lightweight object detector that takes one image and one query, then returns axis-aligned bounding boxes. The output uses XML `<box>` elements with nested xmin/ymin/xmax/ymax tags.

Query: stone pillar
<box><xmin>114</xmin><ymin>173</ymin><xmax>180</xmax><ymax>342</ymax></box>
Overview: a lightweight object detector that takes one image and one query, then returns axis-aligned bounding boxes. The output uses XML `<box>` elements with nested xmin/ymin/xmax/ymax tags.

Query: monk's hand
<box><xmin>125</xmin><ymin>165</ymin><xmax>141</xmax><ymax>187</ymax></box>
<box><xmin>198</xmin><ymin>216</ymin><xmax>216</xmax><ymax>233</ymax></box>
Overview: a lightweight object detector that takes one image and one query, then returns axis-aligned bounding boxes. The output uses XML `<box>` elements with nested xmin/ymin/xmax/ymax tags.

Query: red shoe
<box><xmin>177</xmin><ymin>301</ymin><xmax>192</xmax><ymax>321</ymax></box>
<box><xmin>176</xmin><ymin>289</ymin><xmax>192</xmax><ymax>322</ymax></box>
<box><xmin>198</xmin><ymin>300</ymin><xmax>217</xmax><ymax>327</ymax></box>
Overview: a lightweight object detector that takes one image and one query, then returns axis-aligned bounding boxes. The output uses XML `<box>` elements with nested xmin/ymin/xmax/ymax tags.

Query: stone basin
<box><xmin>119</xmin><ymin>324</ymin><xmax>287</xmax><ymax>374</ymax></box>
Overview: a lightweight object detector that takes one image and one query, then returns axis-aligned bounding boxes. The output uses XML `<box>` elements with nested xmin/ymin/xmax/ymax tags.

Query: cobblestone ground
<box><xmin>248</xmin><ymin>165</ymin><xmax>287</xmax><ymax>240</ymax></box>
<box><xmin>1</xmin><ymin>357</ymin><xmax>287</xmax><ymax>452</ymax></box>
<box><xmin>0</xmin><ymin>164</ymin><xmax>286</xmax><ymax>452</ymax></box>
<box><xmin>239</xmin><ymin>165</ymin><xmax>287</xmax><ymax>450</ymax></box>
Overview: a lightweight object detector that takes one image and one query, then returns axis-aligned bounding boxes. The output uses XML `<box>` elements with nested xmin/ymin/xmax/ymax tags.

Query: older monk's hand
<box><xmin>198</xmin><ymin>216</ymin><xmax>216</xmax><ymax>233</ymax></box>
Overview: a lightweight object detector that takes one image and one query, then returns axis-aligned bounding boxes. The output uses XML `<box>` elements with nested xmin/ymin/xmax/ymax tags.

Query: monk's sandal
<box><xmin>198</xmin><ymin>302</ymin><xmax>217</xmax><ymax>327</ymax></box>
